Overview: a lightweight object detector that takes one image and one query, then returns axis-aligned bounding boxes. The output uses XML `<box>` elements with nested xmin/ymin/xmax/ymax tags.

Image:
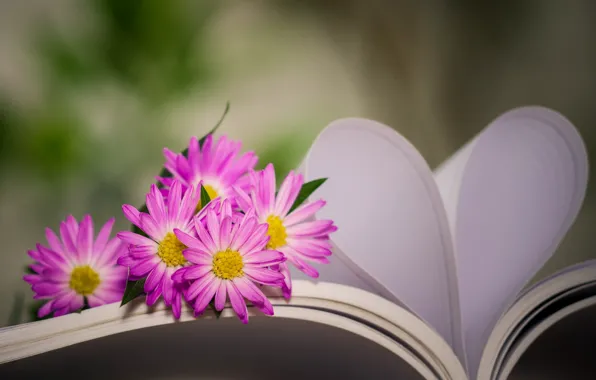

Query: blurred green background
<box><xmin>1</xmin><ymin>0</ymin><xmax>595</xmax><ymax>326</ymax></box>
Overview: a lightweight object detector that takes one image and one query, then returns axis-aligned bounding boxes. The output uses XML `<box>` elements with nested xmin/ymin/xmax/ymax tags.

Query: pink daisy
<box><xmin>158</xmin><ymin>134</ymin><xmax>258</xmax><ymax>209</ymax></box>
<box><xmin>172</xmin><ymin>205</ymin><xmax>286</xmax><ymax>324</ymax></box>
<box><xmin>235</xmin><ymin>164</ymin><xmax>337</xmax><ymax>298</ymax></box>
<box><xmin>24</xmin><ymin>215</ymin><xmax>128</xmax><ymax>318</ymax></box>
<box><xmin>117</xmin><ymin>180</ymin><xmax>200</xmax><ymax>318</ymax></box>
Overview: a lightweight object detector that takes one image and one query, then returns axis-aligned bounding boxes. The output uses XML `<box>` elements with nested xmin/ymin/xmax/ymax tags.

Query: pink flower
<box><xmin>172</xmin><ymin>203</ymin><xmax>286</xmax><ymax>324</ymax></box>
<box><xmin>159</xmin><ymin>134</ymin><xmax>257</xmax><ymax>209</ymax></box>
<box><xmin>117</xmin><ymin>180</ymin><xmax>200</xmax><ymax>318</ymax></box>
<box><xmin>24</xmin><ymin>215</ymin><xmax>127</xmax><ymax>318</ymax></box>
<box><xmin>235</xmin><ymin>164</ymin><xmax>336</xmax><ymax>298</ymax></box>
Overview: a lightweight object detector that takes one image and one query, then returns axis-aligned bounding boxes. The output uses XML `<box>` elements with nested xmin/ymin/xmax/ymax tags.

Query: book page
<box><xmin>433</xmin><ymin>106</ymin><xmax>588</xmax><ymax>377</ymax></box>
<box><xmin>0</xmin><ymin>281</ymin><xmax>468</xmax><ymax>380</ymax></box>
<box><xmin>300</xmin><ymin>118</ymin><xmax>465</xmax><ymax>363</ymax></box>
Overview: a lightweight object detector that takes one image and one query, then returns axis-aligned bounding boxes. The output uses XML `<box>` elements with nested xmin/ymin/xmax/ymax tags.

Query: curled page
<box><xmin>298</xmin><ymin>118</ymin><xmax>465</xmax><ymax>362</ymax></box>
<box><xmin>434</xmin><ymin>106</ymin><xmax>588</xmax><ymax>377</ymax></box>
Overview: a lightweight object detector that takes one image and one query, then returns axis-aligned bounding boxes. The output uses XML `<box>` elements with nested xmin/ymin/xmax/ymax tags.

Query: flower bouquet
<box><xmin>23</xmin><ymin>104</ymin><xmax>337</xmax><ymax>323</ymax></box>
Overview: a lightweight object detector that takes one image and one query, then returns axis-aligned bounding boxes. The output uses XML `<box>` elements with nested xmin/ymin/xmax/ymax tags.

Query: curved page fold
<box><xmin>300</xmin><ymin>118</ymin><xmax>464</xmax><ymax>362</ymax></box>
<box><xmin>435</xmin><ymin>106</ymin><xmax>588</xmax><ymax>376</ymax></box>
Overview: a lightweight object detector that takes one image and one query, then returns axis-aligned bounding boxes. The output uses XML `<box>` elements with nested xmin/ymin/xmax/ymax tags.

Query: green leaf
<box><xmin>199</xmin><ymin>184</ymin><xmax>212</xmax><ymax>211</ymax></box>
<box><xmin>121</xmin><ymin>278</ymin><xmax>146</xmax><ymax>306</ymax></box>
<box><xmin>288</xmin><ymin>178</ymin><xmax>328</xmax><ymax>214</ymax></box>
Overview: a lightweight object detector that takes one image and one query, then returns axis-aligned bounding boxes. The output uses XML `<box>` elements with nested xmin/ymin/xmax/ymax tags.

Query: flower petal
<box><xmin>183</xmin><ymin>264</ymin><xmax>213</xmax><ymax>280</ymax></box>
<box><xmin>146</xmin><ymin>184</ymin><xmax>167</xmax><ymax>226</ymax></box>
<box><xmin>183</xmin><ymin>248</ymin><xmax>212</xmax><ymax>265</ymax></box>
<box><xmin>186</xmin><ymin>272</ymin><xmax>215</xmax><ymax>300</ymax></box>
<box><xmin>117</xmin><ymin>231</ymin><xmax>157</xmax><ymax>248</ymax></box>
<box><xmin>145</xmin><ymin>262</ymin><xmax>166</xmax><ymax>293</ymax></box>
<box><xmin>122</xmin><ymin>204</ymin><xmax>142</xmax><ymax>229</ymax></box>
<box><xmin>243</xmin><ymin>267</ymin><xmax>285</xmax><ymax>286</ymax></box>
<box><xmin>286</xmin><ymin>220</ymin><xmax>335</xmax><ymax>237</ymax></box>
<box><xmin>226</xmin><ymin>281</ymin><xmax>248</xmax><ymax>324</ymax></box>
<box><xmin>94</xmin><ymin>218</ymin><xmax>115</xmax><ymax>255</ymax></box>
<box><xmin>243</xmin><ymin>250</ymin><xmax>285</xmax><ymax>267</ymax></box>
<box><xmin>45</xmin><ymin>228</ymin><xmax>64</xmax><ymax>255</ymax></box>
<box><xmin>76</xmin><ymin>215</ymin><xmax>94</xmax><ymax>263</ymax></box>
<box><xmin>283</xmin><ymin>199</ymin><xmax>326</xmax><ymax>227</ymax></box>
<box><xmin>193</xmin><ymin>277</ymin><xmax>219</xmax><ymax>316</ymax></box>
<box><xmin>214</xmin><ymin>280</ymin><xmax>227</xmax><ymax>311</ymax></box>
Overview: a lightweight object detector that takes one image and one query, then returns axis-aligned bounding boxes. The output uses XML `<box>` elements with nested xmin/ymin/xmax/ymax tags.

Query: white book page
<box><xmin>299</xmin><ymin>118</ymin><xmax>465</xmax><ymax>363</ymax></box>
<box><xmin>0</xmin><ymin>281</ymin><xmax>468</xmax><ymax>380</ymax></box>
<box><xmin>433</xmin><ymin>106</ymin><xmax>588</xmax><ymax>377</ymax></box>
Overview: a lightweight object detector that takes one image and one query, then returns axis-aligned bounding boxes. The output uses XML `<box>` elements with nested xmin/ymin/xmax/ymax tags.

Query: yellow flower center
<box><xmin>157</xmin><ymin>232</ymin><xmax>187</xmax><ymax>267</ymax></box>
<box><xmin>212</xmin><ymin>249</ymin><xmax>244</xmax><ymax>279</ymax></box>
<box><xmin>196</xmin><ymin>184</ymin><xmax>219</xmax><ymax>211</ymax></box>
<box><xmin>266</xmin><ymin>215</ymin><xmax>287</xmax><ymax>249</ymax></box>
<box><xmin>69</xmin><ymin>265</ymin><xmax>101</xmax><ymax>296</ymax></box>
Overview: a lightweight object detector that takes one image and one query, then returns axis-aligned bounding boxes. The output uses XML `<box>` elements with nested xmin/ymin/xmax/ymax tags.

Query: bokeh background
<box><xmin>1</xmin><ymin>0</ymin><xmax>595</xmax><ymax>326</ymax></box>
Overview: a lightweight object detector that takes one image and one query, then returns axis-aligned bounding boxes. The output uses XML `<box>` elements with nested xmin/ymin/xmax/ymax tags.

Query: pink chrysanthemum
<box><xmin>172</xmin><ymin>204</ymin><xmax>286</xmax><ymax>323</ymax></box>
<box><xmin>24</xmin><ymin>215</ymin><xmax>128</xmax><ymax>318</ymax></box>
<box><xmin>117</xmin><ymin>180</ymin><xmax>200</xmax><ymax>318</ymax></box>
<box><xmin>235</xmin><ymin>164</ymin><xmax>337</xmax><ymax>298</ymax></box>
<box><xmin>158</xmin><ymin>134</ymin><xmax>257</xmax><ymax>209</ymax></box>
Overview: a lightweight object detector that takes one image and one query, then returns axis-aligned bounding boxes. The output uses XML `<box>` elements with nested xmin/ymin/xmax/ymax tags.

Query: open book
<box><xmin>0</xmin><ymin>106</ymin><xmax>591</xmax><ymax>380</ymax></box>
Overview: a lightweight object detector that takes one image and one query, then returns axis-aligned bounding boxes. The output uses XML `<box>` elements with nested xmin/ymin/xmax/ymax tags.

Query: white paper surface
<box><xmin>299</xmin><ymin>118</ymin><xmax>465</xmax><ymax>362</ymax></box>
<box><xmin>433</xmin><ymin>106</ymin><xmax>588</xmax><ymax>377</ymax></box>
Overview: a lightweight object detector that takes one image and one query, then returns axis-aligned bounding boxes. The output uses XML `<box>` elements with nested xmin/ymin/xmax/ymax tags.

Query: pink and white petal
<box><xmin>214</xmin><ymin>280</ymin><xmax>227</xmax><ymax>311</ymax></box>
<box><xmin>230</xmin><ymin>218</ymin><xmax>257</xmax><ymax>251</ymax></box>
<box><xmin>140</xmin><ymin>213</ymin><xmax>166</xmax><ymax>242</ymax></box>
<box><xmin>65</xmin><ymin>215</ymin><xmax>80</xmax><ymax>242</ymax></box>
<box><xmin>117</xmin><ymin>253</ymin><xmax>138</xmax><ymax>268</ymax></box>
<box><xmin>278</xmin><ymin>262</ymin><xmax>292</xmax><ymax>299</ymax></box>
<box><xmin>23</xmin><ymin>274</ymin><xmax>42</xmax><ymax>284</ymax></box>
<box><xmin>117</xmin><ymin>231</ymin><xmax>157</xmax><ymax>248</ymax></box>
<box><xmin>122</xmin><ymin>204</ymin><xmax>142</xmax><ymax>228</ymax></box>
<box><xmin>183</xmin><ymin>248</ymin><xmax>212</xmax><ymax>265</ymax></box>
<box><xmin>69</xmin><ymin>295</ymin><xmax>85</xmax><ymax>311</ymax></box>
<box><xmin>174</xmin><ymin>228</ymin><xmax>206</xmax><ymax>252</ymax></box>
<box><xmin>286</xmin><ymin>237</ymin><xmax>332</xmax><ymax>257</ymax></box>
<box><xmin>53</xmin><ymin>290</ymin><xmax>77</xmax><ymax>309</ymax></box>
<box><xmin>59</xmin><ymin>222</ymin><xmax>79</xmax><ymax>260</ymax></box>
<box><xmin>195</xmin><ymin>219</ymin><xmax>218</xmax><ymax>253</ymax></box>
<box><xmin>45</xmin><ymin>228</ymin><xmax>64</xmax><ymax>255</ymax></box>
<box><xmin>147</xmin><ymin>287</ymin><xmax>162</xmax><ymax>306</ymax></box>
<box><xmin>205</xmin><ymin>210</ymin><xmax>221</xmax><ymax>250</ymax></box>
<box><xmin>144</xmin><ymin>262</ymin><xmax>167</xmax><ymax>293</ymax></box>
<box><xmin>167</xmin><ymin>180</ymin><xmax>183</xmax><ymax>224</ymax></box>
<box><xmin>178</xmin><ymin>184</ymin><xmax>200</xmax><ymax>222</ymax></box>
<box><xmin>243</xmin><ymin>250</ymin><xmax>285</xmax><ymax>267</ymax></box>
<box><xmin>172</xmin><ymin>267</ymin><xmax>187</xmax><ymax>283</ymax></box>
<box><xmin>171</xmin><ymin>289</ymin><xmax>183</xmax><ymax>319</ymax></box>
<box><xmin>32</xmin><ymin>282</ymin><xmax>66</xmax><ymax>297</ymax></box>
<box><xmin>53</xmin><ymin>307</ymin><xmax>71</xmax><ymax>317</ymax></box>
<box><xmin>94</xmin><ymin>218</ymin><xmax>115</xmax><ymax>255</ymax></box>
<box><xmin>183</xmin><ymin>264</ymin><xmax>213</xmax><ymax>280</ymax></box>
<box><xmin>43</xmin><ymin>269</ymin><xmax>71</xmax><ymax>284</ymax></box>
<box><xmin>193</xmin><ymin>278</ymin><xmax>219</xmax><ymax>316</ymax></box>
<box><xmin>76</xmin><ymin>215</ymin><xmax>94</xmax><ymax>263</ymax></box>
<box><xmin>186</xmin><ymin>272</ymin><xmax>216</xmax><ymax>300</ymax></box>
<box><xmin>286</xmin><ymin>220</ymin><xmax>335</xmax><ymax>237</ymax></box>
<box><xmin>86</xmin><ymin>294</ymin><xmax>106</xmax><ymax>307</ymax></box>
<box><xmin>237</xmin><ymin>223</ymin><xmax>268</xmax><ymax>254</ymax></box>
<box><xmin>243</xmin><ymin>267</ymin><xmax>285</xmax><ymax>286</ymax></box>
<box><xmin>219</xmin><ymin>216</ymin><xmax>232</xmax><ymax>249</ymax></box>
<box><xmin>161</xmin><ymin>269</ymin><xmax>175</xmax><ymax>306</ymax></box>
<box><xmin>287</xmin><ymin>253</ymin><xmax>320</xmax><ymax>278</ymax></box>
<box><xmin>37</xmin><ymin>300</ymin><xmax>55</xmax><ymax>318</ymax></box>
<box><xmin>94</xmin><ymin>287</ymin><xmax>124</xmax><ymax>304</ymax></box>
<box><xmin>233</xmin><ymin>276</ymin><xmax>266</xmax><ymax>306</ymax></box>
<box><xmin>253</xmin><ymin>296</ymin><xmax>275</xmax><ymax>316</ymax></box>
<box><xmin>283</xmin><ymin>200</ymin><xmax>326</xmax><ymax>227</ymax></box>
<box><xmin>128</xmin><ymin>244</ymin><xmax>156</xmax><ymax>260</ymax></box>
<box><xmin>36</xmin><ymin>244</ymin><xmax>70</xmax><ymax>271</ymax></box>
<box><xmin>273</xmin><ymin>171</ymin><xmax>297</xmax><ymax>217</ymax></box>
<box><xmin>239</xmin><ymin>229</ymin><xmax>270</xmax><ymax>256</ymax></box>
<box><xmin>129</xmin><ymin>256</ymin><xmax>160</xmax><ymax>277</ymax></box>
<box><xmin>146</xmin><ymin>184</ymin><xmax>167</xmax><ymax>226</ymax></box>
<box><xmin>226</xmin><ymin>281</ymin><xmax>249</xmax><ymax>324</ymax></box>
